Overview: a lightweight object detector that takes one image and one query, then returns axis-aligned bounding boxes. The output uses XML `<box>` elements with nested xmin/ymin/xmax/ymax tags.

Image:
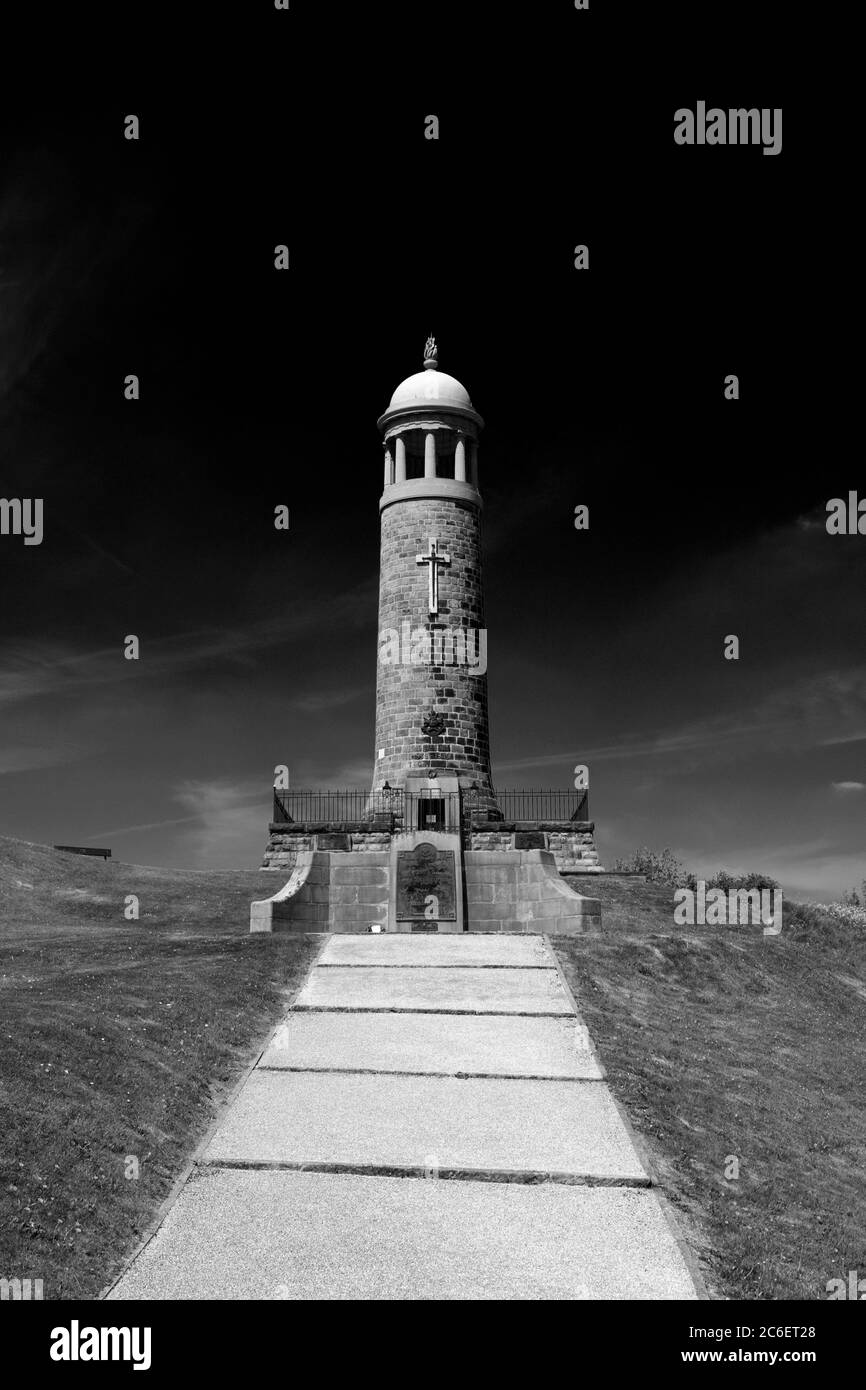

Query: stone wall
<box><xmin>468</xmin><ymin>826</ymin><xmax>602</xmax><ymax>872</ymax></box>
<box><xmin>468</xmin><ymin>830</ymin><xmax>514</xmax><ymax>852</ymax></box>
<box><xmin>373</xmin><ymin>495</ymin><xmax>494</xmax><ymax>799</ymax></box>
<box><xmin>261</xmin><ymin>828</ymin><xmax>392</xmax><ymax>870</ymax></box>
<box><xmin>253</xmin><ymin>846</ymin><xmax>602</xmax><ymax>934</ymax></box>
<box><xmin>350</xmin><ymin>832</ymin><xmax>391</xmax><ymax>852</ymax></box>
<box><xmin>260</xmin><ymin>831</ymin><xmax>316</xmax><ymax>872</ymax></box>
<box><xmin>463</xmin><ymin>850</ymin><xmax>601</xmax><ymax>933</ymax></box>
<box><xmin>546</xmin><ymin>830</ymin><xmax>601</xmax><ymax>872</ymax></box>
<box><xmin>251</xmin><ymin>851</ymin><xmax>389</xmax><ymax>932</ymax></box>
<box><xmin>264</xmin><ymin>823</ymin><xmax>603</xmax><ymax>873</ymax></box>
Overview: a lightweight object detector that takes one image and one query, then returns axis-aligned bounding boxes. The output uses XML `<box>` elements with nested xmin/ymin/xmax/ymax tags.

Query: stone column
<box><xmin>394</xmin><ymin>435</ymin><xmax>406</xmax><ymax>483</ymax></box>
<box><xmin>383</xmin><ymin>446</ymin><xmax>392</xmax><ymax>488</ymax></box>
<box><xmin>454</xmin><ymin>435</ymin><xmax>466</xmax><ymax>482</ymax></box>
<box><xmin>424</xmin><ymin>432</ymin><xmax>437</xmax><ymax>478</ymax></box>
<box><xmin>373</xmin><ymin>493</ymin><xmax>494</xmax><ymax>802</ymax></box>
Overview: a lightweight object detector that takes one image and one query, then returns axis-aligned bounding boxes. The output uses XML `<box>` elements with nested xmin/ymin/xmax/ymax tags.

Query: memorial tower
<box><xmin>372</xmin><ymin>337</ymin><xmax>496</xmax><ymax>814</ymax></box>
<box><xmin>253</xmin><ymin>340</ymin><xmax>602</xmax><ymax>933</ymax></box>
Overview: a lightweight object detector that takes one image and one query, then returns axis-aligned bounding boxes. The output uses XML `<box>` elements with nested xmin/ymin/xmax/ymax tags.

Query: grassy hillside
<box><xmin>0</xmin><ymin>837</ymin><xmax>317</xmax><ymax>1299</ymax></box>
<box><xmin>3</xmin><ymin>842</ymin><xmax>862</xmax><ymax>1302</ymax></box>
<box><xmin>553</xmin><ymin>877</ymin><xmax>866</xmax><ymax>1300</ymax></box>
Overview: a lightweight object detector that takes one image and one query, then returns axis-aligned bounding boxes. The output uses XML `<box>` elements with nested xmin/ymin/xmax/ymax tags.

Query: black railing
<box><xmin>273</xmin><ymin>789</ymin><xmax>403</xmax><ymax>824</ymax></box>
<box><xmin>272</xmin><ymin>787</ymin><xmax>589</xmax><ymax>827</ymax></box>
<box><xmin>491</xmin><ymin>788</ymin><xmax>589</xmax><ymax>823</ymax></box>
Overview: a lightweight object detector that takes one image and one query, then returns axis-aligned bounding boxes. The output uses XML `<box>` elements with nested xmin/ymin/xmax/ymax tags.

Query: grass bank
<box><xmin>0</xmin><ymin>837</ymin><xmax>316</xmax><ymax>1299</ymax></box>
<box><xmin>554</xmin><ymin>877</ymin><xmax>866</xmax><ymax>1299</ymax></box>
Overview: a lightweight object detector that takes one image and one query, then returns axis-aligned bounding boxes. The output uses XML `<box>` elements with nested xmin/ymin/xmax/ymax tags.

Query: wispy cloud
<box><xmin>168</xmin><ymin>778</ymin><xmax>271</xmax><ymax>869</ymax></box>
<box><xmin>0</xmin><ymin>744</ymin><xmax>84</xmax><ymax>775</ymax></box>
<box><xmin>495</xmin><ymin>667</ymin><xmax>866</xmax><ymax>775</ymax></box>
<box><xmin>290</xmin><ymin>685</ymin><xmax>370</xmax><ymax>713</ymax></box>
<box><xmin>88</xmin><ymin>778</ymin><xmax>266</xmax><ymax>841</ymax></box>
<box><xmin>0</xmin><ymin>586</ymin><xmax>377</xmax><ymax>711</ymax></box>
<box><xmin>667</xmin><ymin>835</ymin><xmax>866</xmax><ymax>901</ymax></box>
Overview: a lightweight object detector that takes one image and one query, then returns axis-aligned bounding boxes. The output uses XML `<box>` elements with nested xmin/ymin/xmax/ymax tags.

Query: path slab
<box><xmin>106</xmin><ymin>932</ymin><xmax>701</xmax><ymax>1302</ymax></box>
<box><xmin>318</xmin><ymin>934</ymin><xmax>552</xmax><ymax>968</ymax></box>
<box><xmin>261</xmin><ymin>1011</ymin><xmax>603</xmax><ymax>1079</ymax></box>
<box><xmin>108</xmin><ymin>1168</ymin><xmax>696</xmax><ymax>1300</ymax></box>
<box><xmin>202</xmin><ymin>1071</ymin><xmax>647</xmax><ymax>1180</ymax></box>
<box><xmin>295</xmin><ymin>965</ymin><xmax>571</xmax><ymax>1014</ymax></box>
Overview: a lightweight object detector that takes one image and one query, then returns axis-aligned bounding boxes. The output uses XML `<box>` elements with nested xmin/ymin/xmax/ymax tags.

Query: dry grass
<box><xmin>0</xmin><ymin>837</ymin><xmax>317</xmax><ymax>1299</ymax></box>
<box><xmin>554</xmin><ymin>877</ymin><xmax>866</xmax><ymax>1299</ymax></box>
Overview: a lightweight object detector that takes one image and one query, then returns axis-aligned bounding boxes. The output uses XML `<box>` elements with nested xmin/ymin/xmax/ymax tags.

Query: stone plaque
<box><xmin>514</xmin><ymin>831</ymin><xmax>546</xmax><ymax>850</ymax></box>
<box><xmin>396</xmin><ymin>841</ymin><xmax>456</xmax><ymax>921</ymax></box>
<box><xmin>317</xmin><ymin>832</ymin><xmax>351</xmax><ymax>851</ymax></box>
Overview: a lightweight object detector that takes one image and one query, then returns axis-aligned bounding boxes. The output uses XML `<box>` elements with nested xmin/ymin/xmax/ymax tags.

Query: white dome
<box><xmin>387</xmin><ymin>368</ymin><xmax>473</xmax><ymax>412</ymax></box>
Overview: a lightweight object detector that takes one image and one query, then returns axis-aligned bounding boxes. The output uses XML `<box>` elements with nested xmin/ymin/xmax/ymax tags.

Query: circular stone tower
<box><xmin>371</xmin><ymin>339</ymin><xmax>496</xmax><ymax>809</ymax></box>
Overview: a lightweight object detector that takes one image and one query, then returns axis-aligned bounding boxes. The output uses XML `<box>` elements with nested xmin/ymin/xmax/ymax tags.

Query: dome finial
<box><xmin>423</xmin><ymin>334</ymin><xmax>438</xmax><ymax>370</ymax></box>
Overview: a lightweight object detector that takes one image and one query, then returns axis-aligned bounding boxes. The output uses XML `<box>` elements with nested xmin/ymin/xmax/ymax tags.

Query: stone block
<box><xmin>330</xmin><ymin>904</ymin><xmax>388</xmax><ymax>927</ymax></box>
<box><xmin>317</xmin><ymin>833</ymin><xmax>351</xmax><ymax>852</ymax></box>
<box><xmin>514</xmin><ymin>831</ymin><xmax>546</xmax><ymax>850</ymax></box>
<box><xmin>274</xmin><ymin>901</ymin><xmax>325</xmax><ymax>923</ymax></box>
<box><xmin>331</xmin><ymin>866</ymin><xmax>388</xmax><ymax>886</ymax></box>
<box><xmin>356</xmin><ymin>886</ymin><xmax>390</xmax><ymax>905</ymax></box>
<box><xmin>551</xmin><ymin>914</ymin><xmax>600</xmax><ymax>935</ymax></box>
<box><xmin>468</xmin><ymin>868</ymin><xmax>518</xmax><ymax>885</ymax></box>
<box><xmin>464</xmin><ymin>850</ymin><xmax>520</xmax><ymax>867</ymax></box>
<box><xmin>525</xmin><ymin>898</ymin><xmax>572</xmax><ymax>920</ymax></box>
<box><xmin>465</xmin><ymin>882</ymin><xmax>494</xmax><ymax>903</ymax></box>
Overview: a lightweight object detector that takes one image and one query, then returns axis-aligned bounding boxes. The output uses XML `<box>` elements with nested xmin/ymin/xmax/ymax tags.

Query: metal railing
<box><xmin>491</xmin><ymin>788</ymin><xmax>589</xmax><ymax>823</ymax></box>
<box><xmin>272</xmin><ymin>786</ymin><xmax>589</xmax><ymax>827</ymax></box>
<box><xmin>273</xmin><ymin>790</ymin><xmax>403</xmax><ymax>824</ymax></box>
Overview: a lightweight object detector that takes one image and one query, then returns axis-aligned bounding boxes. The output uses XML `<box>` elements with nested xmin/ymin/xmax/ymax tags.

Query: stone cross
<box><xmin>416</xmin><ymin>537</ymin><xmax>450</xmax><ymax>616</ymax></box>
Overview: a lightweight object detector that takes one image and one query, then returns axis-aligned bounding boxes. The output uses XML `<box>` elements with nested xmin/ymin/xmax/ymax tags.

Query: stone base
<box><xmin>463</xmin><ymin>850</ymin><xmax>601</xmax><ymax>933</ymax></box>
<box><xmin>261</xmin><ymin>821</ymin><xmax>604</xmax><ymax>876</ymax></box>
<box><xmin>251</xmin><ymin>850</ymin><xmax>390</xmax><ymax>934</ymax></box>
<box><xmin>250</xmin><ymin>844</ymin><xmax>601</xmax><ymax>935</ymax></box>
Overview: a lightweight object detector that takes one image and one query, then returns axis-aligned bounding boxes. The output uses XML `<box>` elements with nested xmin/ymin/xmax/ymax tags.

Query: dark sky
<box><xmin>0</xmin><ymin>13</ymin><xmax>861</xmax><ymax>898</ymax></box>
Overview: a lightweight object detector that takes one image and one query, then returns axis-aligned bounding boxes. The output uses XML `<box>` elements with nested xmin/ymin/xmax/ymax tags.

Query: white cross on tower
<box><xmin>416</xmin><ymin>537</ymin><xmax>451</xmax><ymax>616</ymax></box>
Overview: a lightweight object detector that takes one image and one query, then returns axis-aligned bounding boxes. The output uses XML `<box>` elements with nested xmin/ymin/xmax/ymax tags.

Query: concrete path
<box><xmin>108</xmin><ymin>934</ymin><xmax>699</xmax><ymax>1300</ymax></box>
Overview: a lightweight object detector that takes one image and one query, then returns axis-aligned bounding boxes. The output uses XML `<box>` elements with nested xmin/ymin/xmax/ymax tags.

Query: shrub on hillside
<box><xmin>684</xmin><ymin>869</ymin><xmax>781</xmax><ymax>892</ymax></box>
<box><xmin>612</xmin><ymin>847</ymin><xmax>688</xmax><ymax>886</ymax></box>
<box><xmin>778</xmin><ymin>898</ymin><xmax>865</xmax><ymax>951</ymax></box>
<box><xmin>842</xmin><ymin>879</ymin><xmax>866</xmax><ymax>908</ymax></box>
<box><xmin>809</xmin><ymin>900</ymin><xmax>866</xmax><ymax>930</ymax></box>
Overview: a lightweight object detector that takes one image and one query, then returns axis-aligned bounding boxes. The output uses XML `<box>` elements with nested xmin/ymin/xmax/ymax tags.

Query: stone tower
<box><xmin>372</xmin><ymin>337</ymin><xmax>496</xmax><ymax>810</ymax></box>
<box><xmin>252</xmin><ymin>339</ymin><xmax>603</xmax><ymax>933</ymax></box>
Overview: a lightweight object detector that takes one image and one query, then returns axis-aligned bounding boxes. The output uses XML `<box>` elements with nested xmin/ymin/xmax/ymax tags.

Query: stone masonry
<box><xmin>374</xmin><ymin>495</ymin><xmax>493</xmax><ymax>796</ymax></box>
<box><xmin>262</xmin><ymin>825</ymin><xmax>600</xmax><ymax>876</ymax></box>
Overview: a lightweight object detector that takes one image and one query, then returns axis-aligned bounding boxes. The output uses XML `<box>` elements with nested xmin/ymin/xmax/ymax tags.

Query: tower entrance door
<box><xmin>417</xmin><ymin>796</ymin><xmax>446</xmax><ymax>831</ymax></box>
<box><xmin>403</xmin><ymin>774</ymin><xmax>461</xmax><ymax>836</ymax></box>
